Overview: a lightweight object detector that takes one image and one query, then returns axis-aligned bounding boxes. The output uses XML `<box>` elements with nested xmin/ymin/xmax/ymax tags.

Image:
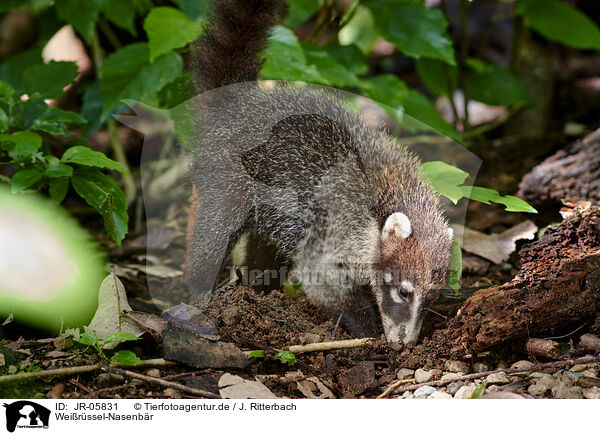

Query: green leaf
<box><xmin>81</xmin><ymin>82</ymin><xmax>105</xmax><ymax>135</ymax></box>
<box><xmin>101</xmin><ymin>0</ymin><xmax>148</xmax><ymax>34</ymax></box>
<box><xmin>460</xmin><ymin>186</ymin><xmax>538</xmax><ymax>213</ymax></box>
<box><xmin>0</xmin><ymin>108</ymin><xmax>8</xmax><ymax>131</ymax></box>
<box><xmin>403</xmin><ymin>89</ymin><xmax>463</xmax><ymax>145</ymax></box>
<box><xmin>248</xmin><ymin>350</ymin><xmax>265</xmax><ymax>359</ymax></box>
<box><xmin>415</xmin><ymin>58</ymin><xmax>457</xmax><ymax>97</ymax></box>
<box><xmin>10</xmin><ymin>98</ymin><xmax>48</xmax><ymax>130</ymax></box>
<box><xmin>420</xmin><ymin>161</ymin><xmax>469</xmax><ymax>204</ymax></box>
<box><xmin>471</xmin><ymin>383</ymin><xmax>487</xmax><ymax>399</ymax></box>
<box><xmin>55</xmin><ymin>0</ymin><xmax>103</xmax><ymax>43</ymax></box>
<box><xmin>22</xmin><ymin>61</ymin><xmax>78</xmax><ymax>99</ymax></box>
<box><xmin>49</xmin><ymin>177</ymin><xmax>69</xmax><ymax>204</ymax></box>
<box><xmin>144</xmin><ymin>7</ymin><xmax>203</xmax><ymax>62</ymax></box>
<box><xmin>173</xmin><ymin>0</ymin><xmax>207</xmax><ymax>20</ymax></box>
<box><xmin>364</xmin><ymin>0</ymin><xmax>455</xmax><ymax>64</ymax></box>
<box><xmin>104</xmin><ymin>332</ymin><xmax>140</xmax><ymax>344</ymax></box>
<box><xmin>10</xmin><ymin>169</ymin><xmax>44</xmax><ymax>193</ymax></box>
<box><xmin>360</xmin><ymin>74</ymin><xmax>408</xmax><ymax>112</ymax></box>
<box><xmin>274</xmin><ymin>350</ymin><xmax>297</xmax><ymax>366</ymax></box>
<box><xmin>516</xmin><ymin>0</ymin><xmax>600</xmax><ymax>50</ymax></box>
<box><xmin>466</xmin><ymin>59</ymin><xmax>531</xmax><ymax>106</ymax></box>
<box><xmin>74</xmin><ymin>332</ymin><xmax>98</xmax><ymax>347</ymax></box>
<box><xmin>261</xmin><ymin>26</ymin><xmax>323</xmax><ymax>83</ymax></box>
<box><xmin>284</xmin><ymin>0</ymin><xmax>320</xmax><ymax>28</ymax></box>
<box><xmin>302</xmin><ymin>44</ymin><xmax>362</xmax><ymax>87</ymax></box>
<box><xmin>448</xmin><ymin>238</ymin><xmax>462</xmax><ymax>295</ymax></box>
<box><xmin>0</xmin><ymin>81</ymin><xmax>18</xmax><ymax>109</ymax></box>
<box><xmin>100</xmin><ymin>43</ymin><xmax>183</xmax><ymax>118</ymax></box>
<box><xmin>111</xmin><ymin>350</ymin><xmax>142</xmax><ymax>365</ymax></box>
<box><xmin>325</xmin><ymin>44</ymin><xmax>368</xmax><ymax>75</ymax></box>
<box><xmin>61</xmin><ymin>146</ymin><xmax>126</xmax><ymax>174</ymax></box>
<box><xmin>0</xmin><ymin>47</ymin><xmax>43</xmax><ymax>93</ymax></box>
<box><xmin>71</xmin><ymin>168</ymin><xmax>129</xmax><ymax>245</ymax></box>
<box><xmin>0</xmin><ymin>131</ymin><xmax>43</xmax><ymax>160</ymax></box>
<box><xmin>339</xmin><ymin>6</ymin><xmax>379</xmax><ymax>54</ymax></box>
<box><xmin>46</xmin><ymin>162</ymin><xmax>74</xmax><ymax>178</ymax></box>
<box><xmin>31</xmin><ymin>107</ymin><xmax>87</xmax><ymax>135</ymax></box>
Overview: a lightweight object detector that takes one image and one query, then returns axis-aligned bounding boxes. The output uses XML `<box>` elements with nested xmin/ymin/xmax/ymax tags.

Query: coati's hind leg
<box><xmin>185</xmin><ymin>185</ymin><xmax>251</xmax><ymax>299</ymax></box>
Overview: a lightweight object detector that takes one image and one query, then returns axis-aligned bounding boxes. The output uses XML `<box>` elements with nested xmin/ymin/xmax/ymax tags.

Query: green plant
<box><xmin>74</xmin><ymin>331</ymin><xmax>142</xmax><ymax>365</ymax></box>
<box><xmin>248</xmin><ymin>349</ymin><xmax>298</xmax><ymax>366</ymax></box>
<box><xmin>1</xmin><ymin>0</ymin><xmax>597</xmax><ymax>248</ymax></box>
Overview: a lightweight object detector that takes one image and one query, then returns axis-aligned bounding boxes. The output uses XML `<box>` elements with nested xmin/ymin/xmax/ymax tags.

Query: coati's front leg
<box><xmin>338</xmin><ymin>285</ymin><xmax>381</xmax><ymax>339</ymax></box>
<box><xmin>185</xmin><ymin>185</ymin><xmax>251</xmax><ymax>298</ymax></box>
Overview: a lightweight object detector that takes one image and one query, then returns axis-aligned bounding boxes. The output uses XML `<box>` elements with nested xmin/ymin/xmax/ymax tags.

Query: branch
<box><xmin>288</xmin><ymin>338</ymin><xmax>375</xmax><ymax>354</ymax></box>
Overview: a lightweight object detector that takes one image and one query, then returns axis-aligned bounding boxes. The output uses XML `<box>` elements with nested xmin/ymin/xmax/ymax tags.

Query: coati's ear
<box><xmin>381</xmin><ymin>212</ymin><xmax>411</xmax><ymax>240</ymax></box>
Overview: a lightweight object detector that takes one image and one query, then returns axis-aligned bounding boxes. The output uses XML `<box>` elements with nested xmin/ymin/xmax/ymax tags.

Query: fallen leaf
<box><xmin>218</xmin><ymin>373</ymin><xmax>279</xmax><ymax>399</ymax></box>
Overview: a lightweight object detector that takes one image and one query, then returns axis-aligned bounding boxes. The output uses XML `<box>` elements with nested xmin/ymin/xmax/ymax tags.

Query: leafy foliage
<box><xmin>74</xmin><ymin>330</ymin><xmax>141</xmax><ymax>364</ymax></box>
<box><xmin>1</xmin><ymin>0</ymin><xmax>596</xmax><ymax>250</ymax></box>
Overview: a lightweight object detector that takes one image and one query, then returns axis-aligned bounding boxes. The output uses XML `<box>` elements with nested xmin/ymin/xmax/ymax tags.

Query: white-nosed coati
<box><xmin>185</xmin><ymin>0</ymin><xmax>453</xmax><ymax>344</ymax></box>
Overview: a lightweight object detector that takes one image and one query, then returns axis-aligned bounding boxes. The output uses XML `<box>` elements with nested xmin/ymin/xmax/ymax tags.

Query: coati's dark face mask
<box><xmin>375</xmin><ymin>212</ymin><xmax>452</xmax><ymax>344</ymax></box>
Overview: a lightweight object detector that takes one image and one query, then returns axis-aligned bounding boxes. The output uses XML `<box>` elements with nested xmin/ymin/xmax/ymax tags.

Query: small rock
<box><xmin>454</xmin><ymin>385</ymin><xmax>477</xmax><ymax>399</ymax></box>
<box><xmin>144</xmin><ymin>368</ymin><xmax>161</xmax><ymax>378</ymax></box>
<box><xmin>528</xmin><ymin>371</ymin><xmax>551</xmax><ymax>379</ymax></box>
<box><xmin>496</xmin><ymin>361</ymin><xmax>508</xmax><ymax>370</ymax></box>
<box><xmin>473</xmin><ymin>362</ymin><xmax>490</xmax><ymax>373</ymax></box>
<box><xmin>414</xmin><ymin>368</ymin><xmax>433</xmax><ymax>383</ymax></box>
<box><xmin>511</xmin><ymin>360</ymin><xmax>534</xmax><ymax>370</ymax></box>
<box><xmin>428</xmin><ymin>391</ymin><xmax>453</xmax><ymax>399</ymax></box>
<box><xmin>401</xmin><ymin>391</ymin><xmax>414</xmax><ymax>399</ymax></box>
<box><xmin>397</xmin><ymin>368</ymin><xmax>415</xmax><ymax>380</ymax></box>
<box><xmin>552</xmin><ymin>383</ymin><xmax>584</xmax><ymax>399</ymax></box>
<box><xmin>0</xmin><ymin>353</ymin><xmax>5</xmax><ymax>367</ymax></box>
<box><xmin>576</xmin><ymin>376</ymin><xmax>600</xmax><ymax>388</ymax></box>
<box><xmin>444</xmin><ymin>360</ymin><xmax>469</xmax><ymax>374</ymax></box>
<box><xmin>570</xmin><ymin>364</ymin><xmax>592</xmax><ymax>372</ymax></box>
<box><xmin>486</xmin><ymin>371</ymin><xmax>510</xmax><ymax>385</ymax></box>
<box><xmin>581</xmin><ymin>367</ymin><xmax>598</xmax><ymax>378</ymax></box>
<box><xmin>583</xmin><ymin>387</ymin><xmax>600</xmax><ymax>399</ymax></box>
<box><xmin>447</xmin><ymin>381</ymin><xmax>466</xmax><ymax>396</ymax></box>
<box><xmin>487</xmin><ymin>385</ymin><xmax>501</xmax><ymax>392</ymax></box>
<box><xmin>528</xmin><ymin>383</ymin><xmax>549</xmax><ymax>396</ymax></box>
<box><xmin>481</xmin><ymin>391</ymin><xmax>526</xmax><ymax>399</ymax></box>
<box><xmin>163</xmin><ymin>387</ymin><xmax>181</xmax><ymax>399</ymax></box>
<box><xmin>441</xmin><ymin>372</ymin><xmax>461</xmax><ymax>382</ymax></box>
<box><xmin>97</xmin><ymin>373</ymin><xmax>124</xmax><ymax>387</ymax></box>
<box><xmin>414</xmin><ymin>386</ymin><xmax>437</xmax><ymax>398</ymax></box>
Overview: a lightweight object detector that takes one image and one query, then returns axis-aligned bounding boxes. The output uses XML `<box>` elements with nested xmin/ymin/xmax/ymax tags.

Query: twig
<box><xmin>377</xmin><ymin>378</ymin><xmax>415</xmax><ymax>399</ymax></box>
<box><xmin>69</xmin><ymin>378</ymin><xmax>93</xmax><ymax>394</ymax></box>
<box><xmin>0</xmin><ymin>364</ymin><xmax>101</xmax><ymax>384</ymax></box>
<box><xmin>380</xmin><ymin>355</ymin><xmax>600</xmax><ymax>397</ymax></box>
<box><xmin>288</xmin><ymin>338</ymin><xmax>375</xmax><ymax>354</ymax></box>
<box><xmin>0</xmin><ymin>358</ymin><xmax>174</xmax><ymax>384</ymax></box>
<box><xmin>102</xmin><ymin>366</ymin><xmax>220</xmax><ymax>399</ymax></box>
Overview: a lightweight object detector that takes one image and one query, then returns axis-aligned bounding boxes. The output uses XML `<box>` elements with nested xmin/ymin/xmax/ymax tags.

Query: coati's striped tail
<box><xmin>191</xmin><ymin>0</ymin><xmax>287</xmax><ymax>91</ymax></box>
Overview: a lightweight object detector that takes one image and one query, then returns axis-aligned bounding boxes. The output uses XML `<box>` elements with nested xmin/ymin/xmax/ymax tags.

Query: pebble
<box><xmin>447</xmin><ymin>381</ymin><xmax>466</xmax><ymax>396</ymax></box>
<box><xmin>414</xmin><ymin>368</ymin><xmax>433</xmax><ymax>383</ymax></box>
<box><xmin>528</xmin><ymin>371</ymin><xmax>551</xmax><ymax>379</ymax></box>
<box><xmin>0</xmin><ymin>353</ymin><xmax>5</xmax><ymax>367</ymax></box>
<box><xmin>473</xmin><ymin>362</ymin><xmax>490</xmax><ymax>373</ymax></box>
<box><xmin>576</xmin><ymin>376</ymin><xmax>600</xmax><ymax>388</ymax></box>
<box><xmin>511</xmin><ymin>360</ymin><xmax>534</xmax><ymax>370</ymax></box>
<box><xmin>486</xmin><ymin>371</ymin><xmax>510</xmax><ymax>385</ymax></box>
<box><xmin>414</xmin><ymin>386</ymin><xmax>437</xmax><ymax>398</ymax></box>
<box><xmin>581</xmin><ymin>367</ymin><xmax>598</xmax><ymax>378</ymax></box>
<box><xmin>428</xmin><ymin>391</ymin><xmax>453</xmax><ymax>399</ymax></box>
<box><xmin>397</xmin><ymin>368</ymin><xmax>415</xmax><ymax>380</ymax></box>
<box><xmin>441</xmin><ymin>372</ymin><xmax>461</xmax><ymax>382</ymax></box>
<box><xmin>454</xmin><ymin>385</ymin><xmax>477</xmax><ymax>399</ymax></box>
<box><xmin>144</xmin><ymin>368</ymin><xmax>161</xmax><ymax>378</ymax></box>
<box><xmin>444</xmin><ymin>360</ymin><xmax>469</xmax><ymax>375</ymax></box>
<box><xmin>401</xmin><ymin>391</ymin><xmax>414</xmax><ymax>399</ymax></box>
<box><xmin>570</xmin><ymin>364</ymin><xmax>592</xmax><ymax>372</ymax></box>
<box><xmin>496</xmin><ymin>361</ymin><xmax>508</xmax><ymax>370</ymax></box>
<box><xmin>552</xmin><ymin>383</ymin><xmax>584</xmax><ymax>399</ymax></box>
<box><xmin>163</xmin><ymin>387</ymin><xmax>182</xmax><ymax>399</ymax></box>
<box><xmin>583</xmin><ymin>387</ymin><xmax>600</xmax><ymax>399</ymax></box>
<box><xmin>8</xmin><ymin>365</ymin><xmax>17</xmax><ymax>374</ymax></box>
<box><xmin>528</xmin><ymin>376</ymin><xmax>557</xmax><ymax>396</ymax></box>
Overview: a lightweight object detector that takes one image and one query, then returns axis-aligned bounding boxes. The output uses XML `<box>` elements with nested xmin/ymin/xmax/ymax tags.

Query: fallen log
<box><xmin>448</xmin><ymin>206</ymin><xmax>600</xmax><ymax>353</ymax></box>
<box><xmin>518</xmin><ymin>128</ymin><xmax>600</xmax><ymax>208</ymax></box>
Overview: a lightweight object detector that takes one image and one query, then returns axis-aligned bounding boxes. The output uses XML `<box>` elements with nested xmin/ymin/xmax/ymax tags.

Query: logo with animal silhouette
<box><xmin>3</xmin><ymin>401</ymin><xmax>50</xmax><ymax>432</ymax></box>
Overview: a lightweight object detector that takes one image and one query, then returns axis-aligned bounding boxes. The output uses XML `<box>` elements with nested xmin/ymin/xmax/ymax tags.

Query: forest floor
<box><xmin>1</xmin><ymin>133</ymin><xmax>599</xmax><ymax>400</ymax></box>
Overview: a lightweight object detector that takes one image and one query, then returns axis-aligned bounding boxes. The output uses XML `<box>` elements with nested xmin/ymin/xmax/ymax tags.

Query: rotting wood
<box><xmin>526</xmin><ymin>338</ymin><xmax>560</xmax><ymax>359</ymax></box>
<box><xmin>580</xmin><ymin>333</ymin><xmax>600</xmax><ymax>352</ymax></box>
<box><xmin>447</xmin><ymin>206</ymin><xmax>600</xmax><ymax>353</ymax></box>
<box><xmin>518</xmin><ymin>128</ymin><xmax>600</xmax><ymax>208</ymax></box>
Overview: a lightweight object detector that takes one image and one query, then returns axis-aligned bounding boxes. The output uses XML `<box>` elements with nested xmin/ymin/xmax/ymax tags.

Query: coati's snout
<box><xmin>375</xmin><ymin>212</ymin><xmax>452</xmax><ymax>345</ymax></box>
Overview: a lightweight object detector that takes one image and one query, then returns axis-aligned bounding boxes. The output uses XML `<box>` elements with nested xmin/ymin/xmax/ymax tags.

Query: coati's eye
<box><xmin>390</xmin><ymin>281</ymin><xmax>414</xmax><ymax>303</ymax></box>
<box><xmin>398</xmin><ymin>287</ymin><xmax>409</xmax><ymax>298</ymax></box>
